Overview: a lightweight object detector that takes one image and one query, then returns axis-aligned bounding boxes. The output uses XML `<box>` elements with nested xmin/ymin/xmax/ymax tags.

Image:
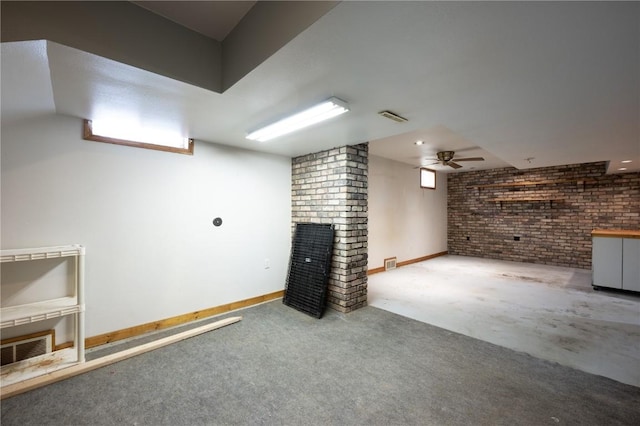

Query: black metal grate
<box><xmin>283</xmin><ymin>223</ymin><xmax>335</xmax><ymax>318</ymax></box>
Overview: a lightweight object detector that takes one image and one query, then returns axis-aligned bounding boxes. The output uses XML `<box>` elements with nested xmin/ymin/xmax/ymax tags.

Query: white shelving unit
<box><xmin>1</xmin><ymin>245</ymin><xmax>85</xmax><ymax>387</ymax></box>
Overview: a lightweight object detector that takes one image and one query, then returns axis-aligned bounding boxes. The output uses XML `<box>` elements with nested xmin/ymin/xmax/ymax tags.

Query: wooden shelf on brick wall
<box><xmin>489</xmin><ymin>198</ymin><xmax>563</xmax><ymax>208</ymax></box>
<box><xmin>470</xmin><ymin>179</ymin><xmax>596</xmax><ymax>190</ymax></box>
<box><xmin>471</xmin><ymin>179</ymin><xmax>597</xmax><ymax>207</ymax></box>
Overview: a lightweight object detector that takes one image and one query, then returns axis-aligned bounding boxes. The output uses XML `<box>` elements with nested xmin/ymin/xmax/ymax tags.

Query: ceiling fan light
<box><xmin>437</xmin><ymin>151</ymin><xmax>455</xmax><ymax>162</ymax></box>
<box><xmin>431</xmin><ymin>150</ymin><xmax>485</xmax><ymax>169</ymax></box>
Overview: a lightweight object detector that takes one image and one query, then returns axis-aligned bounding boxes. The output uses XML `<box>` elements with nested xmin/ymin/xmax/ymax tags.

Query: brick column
<box><xmin>291</xmin><ymin>143</ymin><xmax>368</xmax><ymax>313</ymax></box>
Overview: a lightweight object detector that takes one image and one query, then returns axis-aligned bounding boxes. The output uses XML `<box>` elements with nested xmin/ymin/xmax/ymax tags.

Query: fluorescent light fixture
<box><xmin>246</xmin><ymin>97</ymin><xmax>349</xmax><ymax>142</ymax></box>
<box><xmin>621</xmin><ymin>160</ymin><xmax>632</xmax><ymax>163</ymax></box>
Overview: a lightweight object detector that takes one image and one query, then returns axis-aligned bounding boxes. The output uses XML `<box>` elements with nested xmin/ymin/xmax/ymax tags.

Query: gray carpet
<box><xmin>2</xmin><ymin>301</ymin><xmax>639</xmax><ymax>425</ymax></box>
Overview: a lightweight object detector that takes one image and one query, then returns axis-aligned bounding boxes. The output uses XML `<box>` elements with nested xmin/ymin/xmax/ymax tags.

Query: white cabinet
<box><xmin>592</xmin><ymin>237</ymin><xmax>622</xmax><ymax>289</ymax></box>
<box><xmin>622</xmin><ymin>238</ymin><xmax>640</xmax><ymax>292</ymax></box>
<box><xmin>0</xmin><ymin>245</ymin><xmax>85</xmax><ymax>387</ymax></box>
<box><xmin>592</xmin><ymin>230</ymin><xmax>640</xmax><ymax>293</ymax></box>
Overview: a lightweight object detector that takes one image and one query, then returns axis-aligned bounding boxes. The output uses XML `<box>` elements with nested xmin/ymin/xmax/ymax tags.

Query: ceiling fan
<box><xmin>425</xmin><ymin>151</ymin><xmax>485</xmax><ymax>169</ymax></box>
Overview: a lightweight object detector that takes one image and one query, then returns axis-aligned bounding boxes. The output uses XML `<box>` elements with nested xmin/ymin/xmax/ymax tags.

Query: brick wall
<box><xmin>291</xmin><ymin>144</ymin><xmax>368</xmax><ymax>313</ymax></box>
<box><xmin>448</xmin><ymin>162</ymin><xmax>640</xmax><ymax>269</ymax></box>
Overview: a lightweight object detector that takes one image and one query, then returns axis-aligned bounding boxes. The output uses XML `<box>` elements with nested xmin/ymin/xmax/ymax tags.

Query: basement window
<box><xmin>83</xmin><ymin>120</ymin><xmax>194</xmax><ymax>155</ymax></box>
<box><xmin>420</xmin><ymin>168</ymin><xmax>436</xmax><ymax>189</ymax></box>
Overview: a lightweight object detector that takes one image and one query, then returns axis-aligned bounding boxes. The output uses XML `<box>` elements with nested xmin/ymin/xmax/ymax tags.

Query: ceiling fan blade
<box><xmin>413</xmin><ymin>161</ymin><xmax>439</xmax><ymax>169</ymax></box>
<box><xmin>454</xmin><ymin>157</ymin><xmax>485</xmax><ymax>162</ymax></box>
<box><xmin>448</xmin><ymin>161</ymin><xmax>463</xmax><ymax>169</ymax></box>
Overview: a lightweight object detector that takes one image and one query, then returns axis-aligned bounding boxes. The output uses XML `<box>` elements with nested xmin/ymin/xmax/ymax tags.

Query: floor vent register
<box><xmin>283</xmin><ymin>223</ymin><xmax>335</xmax><ymax>318</ymax></box>
<box><xmin>1</xmin><ymin>330</ymin><xmax>54</xmax><ymax>366</ymax></box>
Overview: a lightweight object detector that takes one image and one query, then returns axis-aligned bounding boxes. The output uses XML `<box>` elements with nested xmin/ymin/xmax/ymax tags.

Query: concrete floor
<box><xmin>368</xmin><ymin>255</ymin><xmax>640</xmax><ymax>387</ymax></box>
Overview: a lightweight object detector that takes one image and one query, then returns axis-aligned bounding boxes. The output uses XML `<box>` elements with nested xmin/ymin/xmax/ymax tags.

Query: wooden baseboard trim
<box><xmin>397</xmin><ymin>251</ymin><xmax>448</xmax><ymax>267</ymax></box>
<box><xmin>85</xmin><ymin>290</ymin><xmax>283</xmax><ymax>349</ymax></box>
<box><xmin>368</xmin><ymin>251</ymin><xmax>448</xmax><ymax>275</ymax></box>
<box><xmin>367</xmin><ymin>266</ymin><xmax>386</xmax><ymax>275</ymax></box>
<box><xmin>1</xmin><ymin>316</ymin><xmax>241</xmax><ymax>400</ymax></box>
<box><xmin>54</xmin><ymin>342</ymin><xmax>73</xmax><ymax>351</ymax></box>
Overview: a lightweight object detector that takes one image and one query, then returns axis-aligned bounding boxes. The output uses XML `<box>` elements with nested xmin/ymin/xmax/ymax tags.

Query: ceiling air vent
<box><xmin>378</xmin><ymin>110</ymin><xmax>408</xmax><ymax>123</ymax></box>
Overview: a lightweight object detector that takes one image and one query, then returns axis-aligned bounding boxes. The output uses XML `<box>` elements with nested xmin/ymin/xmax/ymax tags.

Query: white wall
<box><xmin>368</xmin><ymin>155</ymin><xmax>447</xmax><ymax>269</ymax></box>
<box><xmin>1</xmin><ymin>114</ymin><xmax>291</xmax><ymax>338</ymax></box>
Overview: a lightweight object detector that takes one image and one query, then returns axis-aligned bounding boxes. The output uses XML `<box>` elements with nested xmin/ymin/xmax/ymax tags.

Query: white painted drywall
<box><xmin>1</xmin><ymin>114</ymin><xmax>291</xmax><ymax>338</ymax></box>
<box><xmin>368</xmin><ymin>155</ymin><xmax>447</xmax><ymax>270</ymax></box>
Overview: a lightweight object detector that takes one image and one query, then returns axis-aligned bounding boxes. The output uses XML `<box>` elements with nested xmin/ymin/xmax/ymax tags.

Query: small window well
<box><xmin>83</xmin><ymin>120</ymin><xmax>194</xmax><ymax>155</ymax></box>
<box><xmin>420</xmin><ymin>168</ymin><xmax>436</xmax><ymax>189</ymax></box>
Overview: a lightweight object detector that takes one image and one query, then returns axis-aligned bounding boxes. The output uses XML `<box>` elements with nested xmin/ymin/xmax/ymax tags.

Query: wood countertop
<box><xmin>591</xmin><ymin>229</ymin><xmax>640</xmax><ymax>239</ymax></box>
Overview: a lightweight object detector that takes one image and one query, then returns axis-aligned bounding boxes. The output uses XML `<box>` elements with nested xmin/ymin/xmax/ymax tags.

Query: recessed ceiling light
<box><xmin>618</xmin><ymin>167</ymin><xmax>627</xmax><ymax>171</ymax></box>
<box><xmin>415</xmin><ymin>140</ymin><xmax>424</xmax><ymax>146</ymax></box>
<box><xmin>621</xmin><ymin>160</ymin><xmax>632</xmax><ymax>163</ymax></box>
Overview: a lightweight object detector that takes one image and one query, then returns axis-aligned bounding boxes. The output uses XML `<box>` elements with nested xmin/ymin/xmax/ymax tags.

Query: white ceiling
<box><xmin>2</xmin><ymin>1</ymin><xmax>638</xmax><ymax>174</ymax></box>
